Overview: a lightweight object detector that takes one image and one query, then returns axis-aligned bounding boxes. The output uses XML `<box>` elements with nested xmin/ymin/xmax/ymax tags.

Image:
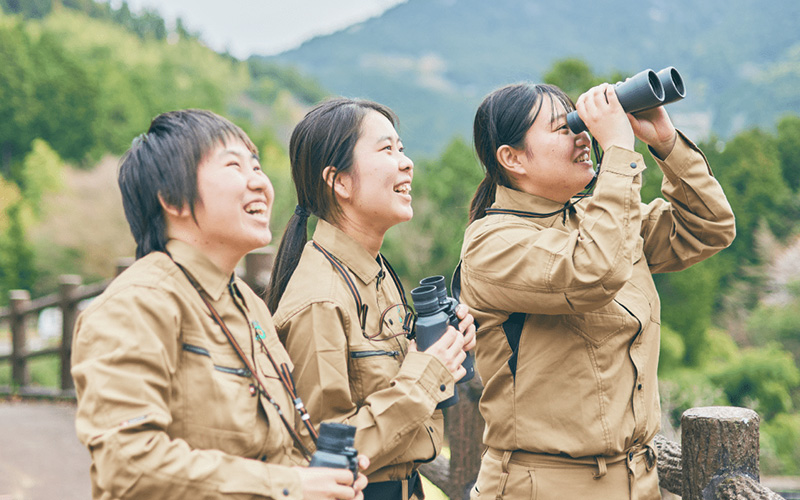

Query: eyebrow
<box><xmin>376</xmin><ymin>135</ymin><xmax>402</xmax><ymax>145</ymax></box>
<box><xmin>551</xmin><ymin>112</ymin><xmax>567</xmax><ymax>129</ymax></box>
<box><xmin>221</xmin><ymin>148</ymin><xmax>260</xmax><ymax>162</ymax></box>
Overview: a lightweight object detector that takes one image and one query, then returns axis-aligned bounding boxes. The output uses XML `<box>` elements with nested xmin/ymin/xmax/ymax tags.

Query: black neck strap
<box><xmin>312</xmin><ymin>241</ymin><xmax>413</xmax><ymax>336</ymax></box>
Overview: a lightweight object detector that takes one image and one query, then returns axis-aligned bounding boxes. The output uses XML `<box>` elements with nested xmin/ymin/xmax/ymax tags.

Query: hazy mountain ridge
<box><xmin>263</xmin><ymin>0</ymin><xmax>800</xmax><ymax>156</ymax></box>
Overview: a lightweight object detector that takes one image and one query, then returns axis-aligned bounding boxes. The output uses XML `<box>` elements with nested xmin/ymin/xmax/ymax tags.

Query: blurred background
<box><xmin>1</xmin><ymin>0</ymin><xmax>800</xmax><ymax>497</ymax></box>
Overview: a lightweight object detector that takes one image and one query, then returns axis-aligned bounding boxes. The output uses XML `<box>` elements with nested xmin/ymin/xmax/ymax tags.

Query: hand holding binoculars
<box><xmin>410</xmin><ymin>275</ymin><xmax>476</xmax><ymax>409</ymax></box>
<box><xmin>566</xmin><ymin>67</ymin><xmax>685</xmax><ymax>134</ymax></box>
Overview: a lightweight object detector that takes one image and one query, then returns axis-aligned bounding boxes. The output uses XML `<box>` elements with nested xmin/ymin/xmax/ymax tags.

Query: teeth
<box><xmin>245</xmin><ymin>202</ymin><xmax>267</xmax><ymax>214</ymax></box>
<box><xmin>394</xmin><ymin>184</ymin><xmax>411</xmax><ymax>195</ymax></box>
<box><xmin>575</xmin><ymin>154</ymin><xmax>590</xmax><ymax>163</ymax></box>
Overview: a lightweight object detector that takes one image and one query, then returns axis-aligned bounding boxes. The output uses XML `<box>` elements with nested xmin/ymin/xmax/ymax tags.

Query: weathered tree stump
<box><xmin>681</xmin><ymin>406</ymin><xmax>760</xmax><ymax>500</ymax></box>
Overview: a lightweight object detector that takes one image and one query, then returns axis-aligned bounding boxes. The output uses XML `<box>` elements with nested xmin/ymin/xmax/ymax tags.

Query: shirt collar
<box><xmin>312</xmin><ymin>219</ymin><xmax>383</xmax><ymax>285</ymax></box>
<box><xmin>493</xmin><ymin>185</ymin><xmax>575</xmax><ymax>225</ymax></box>
<box><xmin>166</xmin><ymin>239</ymin><xmax>233</xmax><ymax>301</ymax></box>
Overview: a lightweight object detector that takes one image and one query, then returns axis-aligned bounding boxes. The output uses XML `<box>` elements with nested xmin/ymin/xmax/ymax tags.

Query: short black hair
<box><xmin>118</xmin><ymin>109</ymin><xmax>257</xmax><ymax>258</ymax></box>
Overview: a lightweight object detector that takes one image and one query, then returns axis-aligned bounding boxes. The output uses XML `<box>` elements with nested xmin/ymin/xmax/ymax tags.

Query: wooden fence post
<box><xmin>243</xmin><ymin>247</ymin><xmax>275</xmax><ymax>298</ymax></box>
<box><xmin>10</xmin><ymin>289</ymin><xmax>31</xmax><ymax>388</ymax></box>
<box><xmin>59</xmin><ymin>275</ymin><xmax>82</xmax><ymax>392</ymax></box>
<box><xmin>681</xmin><ymin>406</ymin><xmax>760</xmax><ymax>500</ymax></box>
<box><xmin>116</xmin><ymin>257</ymin><xmax>134</xmax><ymax>277</ymax></box>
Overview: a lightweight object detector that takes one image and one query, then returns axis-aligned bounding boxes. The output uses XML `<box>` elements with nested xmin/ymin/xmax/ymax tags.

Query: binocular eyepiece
<box><xmin>309</xmin><ymin>422</ymin><xmax>359</xmax><ymax>481</ymax></box>
<box><xmin>410</xmin><ymin>275</ymin><xmax>476</xmax><ymax>410</ymax></box>
<box><xmin>566</xmin><ymin>66</ymin><xmax>685</xmax><ymax>134</ymax></box>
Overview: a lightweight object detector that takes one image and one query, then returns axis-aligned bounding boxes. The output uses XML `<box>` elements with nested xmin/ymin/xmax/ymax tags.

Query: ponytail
<box><xmin>267</xmin><ymin>211</ymin><xmax>309</xmax><ymax>313</ymax></box>
<box><xmin>469</xmin><ymin>176</ymin><xmax>497</xmax><ymax>224</ymax></box>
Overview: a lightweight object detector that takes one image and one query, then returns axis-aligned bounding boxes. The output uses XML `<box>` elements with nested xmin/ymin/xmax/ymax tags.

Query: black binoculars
<box><xmin>410</xmin><ymin>275</ymin><xmax>476</xmax><ymax>409</ymax></box>
<box><xmin>566</xmin><ymin>66</ymin><xmax>685</xmax><ymax>134</ymax></box>
<box><xmin>309</xmin><ymin>422</ymin><xmax>359</xmax><ymax>481</ymax></box>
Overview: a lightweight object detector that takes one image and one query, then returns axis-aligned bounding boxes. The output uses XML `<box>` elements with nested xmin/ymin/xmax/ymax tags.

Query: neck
<box><xmin>168</xmin><ymin>232</ymin><xmax>240</xmax><ymax>276</ymax></box>
<box><xmin>331</xmin><ymin>215</ymin><xmax>386</xmax><ymax>258</ymax></box>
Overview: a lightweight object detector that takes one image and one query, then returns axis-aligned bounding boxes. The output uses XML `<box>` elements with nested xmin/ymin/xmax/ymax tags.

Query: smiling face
<box><xmin>336</xmin><ymin>110</ymin><xmax>414</xmax><ymax>237</ymax></box>
<box><xmin>515</xmin><ymin>96</ymin><xmax>594</xmax><ymax>203</ymax></box>
<box><xmin>171</xmin><ymin>137</ymin><xmax>274</xmax><ymax>271</ymax></box>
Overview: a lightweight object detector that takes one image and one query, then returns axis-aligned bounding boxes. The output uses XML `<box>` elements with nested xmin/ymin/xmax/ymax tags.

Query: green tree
<box><xmin>710</xmin><ymin>343</ymin><xmax>800</xmax><ymax>420</ymax></box>
<box><xmin>777</xmin><ymin>114</ymin><xmax>800</xmax><ymax>191</ymax></box>
<box><xmin>712</xmin><ymin>129</ymin><xmax>792</xmax><ymax>268</ymax></box>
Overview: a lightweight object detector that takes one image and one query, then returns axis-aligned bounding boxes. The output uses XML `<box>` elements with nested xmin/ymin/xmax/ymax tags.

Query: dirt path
<box><xmin>0</xmin><ymin>400</ymin><xmax>90</xmax><ymax>500</ymax></box>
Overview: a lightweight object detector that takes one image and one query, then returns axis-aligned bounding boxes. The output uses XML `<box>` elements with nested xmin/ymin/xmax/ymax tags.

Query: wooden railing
<box><xmin>0</xmin><ymin>250</ymin><xmax>274</xmax><ymax>397</ymax></box>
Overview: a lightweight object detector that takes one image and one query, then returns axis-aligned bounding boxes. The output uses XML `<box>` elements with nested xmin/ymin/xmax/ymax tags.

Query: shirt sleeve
<box><xmin>278</xmin><ymin>300</ymin><xmax>454</xmax><ymax>475</ymax></box>
<box><xmin>71</xmin><ymin>285</ymin><xmax>303</xmax><ymax>500</ymax></box>
<box><xmin>461</xmin><ymin>146</ymin><xmax>648</xmax><ymax>315</ymax></box>
<box><xmin>639</xmin><ymin>131</ymin><xmax>736</xmax><ymax>273</ymax></box>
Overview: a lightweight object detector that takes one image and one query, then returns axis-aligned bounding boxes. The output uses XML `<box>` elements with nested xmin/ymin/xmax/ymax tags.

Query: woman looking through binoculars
<box><xmin>457</xmin><ymin>83</ymin><xmax>735</xmax><ymax>499</ymax></box>
<box><xmin>267</xmin><ymin>98</ymin><xmax>476</xmax><ymax>500</ymax></box>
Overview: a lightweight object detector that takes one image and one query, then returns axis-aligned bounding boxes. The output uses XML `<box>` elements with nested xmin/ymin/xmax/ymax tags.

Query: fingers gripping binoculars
<box><xmin>309</xmin><ymin>422</ymin><xmax>359</xmax><ymax>481</ymax></box>
<box><xmin>410</xmin><ymin>275</ymin><xmax>476</xmax><ymax>409</ymax></box>
<box><xmin>566</xmin><ymin>66</ymin><xmax>685</xmax><ymax>134</ymax></box>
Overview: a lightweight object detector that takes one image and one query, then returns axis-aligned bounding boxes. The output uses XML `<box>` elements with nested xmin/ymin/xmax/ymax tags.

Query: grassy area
<box><xmin>0</xmin><ymin>353</ymin><xmax>60</xmax><ymax>388</ymax></box>
<box><xmin>421</xmin><ymin>475</ymin><xmax>448</xmax><ymax>500</ymax></box>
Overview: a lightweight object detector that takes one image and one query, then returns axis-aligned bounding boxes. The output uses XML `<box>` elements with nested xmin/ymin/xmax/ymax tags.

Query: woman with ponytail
<box><xmin>458</xmin><ymin>82</ymin><xmax>735</xmax><ymax>499</ymax></box>
<box><xmin>268</xmin><ymin>98</ymin><xmax>476</xmax><ymax>500</ymax></box>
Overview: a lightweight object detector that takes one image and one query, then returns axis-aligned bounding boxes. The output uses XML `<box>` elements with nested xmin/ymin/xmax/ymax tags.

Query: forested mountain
<box><xmin>265</xmin><ymin>0</ymin><xmax>800</xmax><ymax>156</ymax></box>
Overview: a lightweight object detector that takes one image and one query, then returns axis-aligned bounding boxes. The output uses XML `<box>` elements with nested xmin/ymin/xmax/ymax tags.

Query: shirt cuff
<box><xmin>650</xmin><ymin>130</ymin><xmax>711</xmax><ymax>184</ymax></box>
<box><xmin>395</xmin><ymin>351</ymin><xmax>455</xmax><ymax>404</ymax></box>
<box><xmin>599</xmin><ymin>146</ymin><xmax>646</xmax><ymax>177</ymax></box>
<box><xmin>219</xmin><ymin>460</ymin><xmax>304</xmax><ymax>499</ymax></box>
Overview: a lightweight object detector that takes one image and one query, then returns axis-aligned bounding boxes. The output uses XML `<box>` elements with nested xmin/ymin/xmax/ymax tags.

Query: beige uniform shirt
<box><xmin>273</xmin><ymin>220</ymin><xmax>455</xmax><ymax>483</ymax></box>
<box><xmin>459</xmin><ymin>134</ymin><xmax>735</xmax><ymax>458</ymax></box>
<box><xmin>72</xmin><ymin>240</ymin><xmax>306</xmax><ymax>499</ymax></box>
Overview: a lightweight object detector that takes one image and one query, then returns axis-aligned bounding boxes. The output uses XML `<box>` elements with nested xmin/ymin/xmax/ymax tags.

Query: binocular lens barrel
<box><xmin>410</xmin><ymin>284</ymin><xmax>439</xmax><ymax>315</ymax></box>
<box><xmin>566</xmin><ymin>67</ymin><xmax>684</xmax><ymax>134</ymax></box>
<box><xmin>657</xmin><ymin>66</ymin><xmax>685</xmax><ymax>105</ymax></box>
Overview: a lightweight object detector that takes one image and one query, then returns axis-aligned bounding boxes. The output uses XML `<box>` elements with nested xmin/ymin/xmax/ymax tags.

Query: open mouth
<box><xmin>244</xmin><ymin>201</ymin><xmax>268</xmax><ymax>216</ymax></box>
<box><xmin>575</xmin><ymin>152</ymin><xmax>591</xmax><ymax>164</ymax></box>
<box><xmin>394</xmin><ymin>183</ymin><xmax>411</xmax><ymax>195</ymax></box>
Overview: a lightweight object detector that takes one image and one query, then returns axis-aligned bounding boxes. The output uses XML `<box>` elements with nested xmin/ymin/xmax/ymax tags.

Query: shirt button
<box><xmin>630</xmin><ymin>162</ymin><xmax>637</xmax><ymax>168</ymax></box>
<box><xmin>628</xmin><ymin>452</ymin><xmax>634</xmax><ymax>460</ymax></box>
<box><xmin>283</xmin><ymin>488</ymin><xmax>290</xmax><ymax>496</ymax></box>
<box><xmin>637</xmin><ymin>383</ymin><xmax>643</xmax><ymax>390</ymax></box>
<box><xmin>260</xmin><ymin>455</ymin><xmax>268</xmax><ymax>461</ymax></box>
<box><xmin>440</xmin><ymin>384</ymin><xmax>446</xmax><ymax>391</ymax></box>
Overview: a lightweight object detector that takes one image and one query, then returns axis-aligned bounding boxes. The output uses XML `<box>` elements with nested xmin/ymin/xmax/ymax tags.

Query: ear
<box><xmin>496</xmin><ymin>145</ymin><xmax>527</xmax><ymax>177</ymax></box>
<box><xmin>158</xmin><ymin>193</ymin><xmax>191</xmax><ymax>218</ymax></box>
<box><xmin>322</xmin><ymin>165</ymin><xmax>353</xmax><ymax>201</ymax></box>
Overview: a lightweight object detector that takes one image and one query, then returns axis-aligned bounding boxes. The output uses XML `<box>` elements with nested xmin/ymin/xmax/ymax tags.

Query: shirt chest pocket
<box><xmin>176</xmin><ymin>337</ymin><xmax>263</xmax><ymax>456</ymax></box>
<box><xmin>563</xmin><ymin>301</ymin><xmax>636</xmax><ymax>348</ymax></box>
<box><xmin>348</xmin><ymin>348</ymin><xmax>402</xmax><ymax>406</ymax></box>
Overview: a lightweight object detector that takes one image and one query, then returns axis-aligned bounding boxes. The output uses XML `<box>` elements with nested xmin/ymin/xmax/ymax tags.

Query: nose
<box><xmin>574</xmin><ymin>130</ymin><xmax>591</xmax><ymax>148</ymax></box>
<box><xmin>400</xmin><ymin>153</ymin><xmax>413</xmax><ymax>172</ymax></box>
<box><xmin>249</xmin><ymin>168</ymin><xmax>274</xmax><ymax>202</ymax></box>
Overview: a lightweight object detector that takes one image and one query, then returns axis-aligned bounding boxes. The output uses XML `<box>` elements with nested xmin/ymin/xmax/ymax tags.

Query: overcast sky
<box><xmin>116</xmin><ymin>0</ymin><xmax>406</xmax><ymax>58</ymax></box>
